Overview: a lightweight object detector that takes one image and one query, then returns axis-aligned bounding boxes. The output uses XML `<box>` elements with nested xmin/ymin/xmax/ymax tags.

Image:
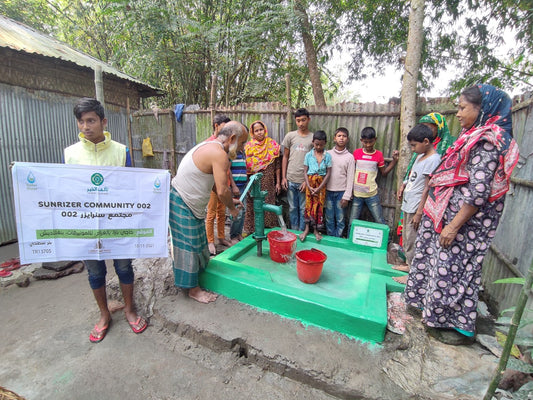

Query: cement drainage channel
<box><xmin>156</xmin><ymin>311</ymin><xmax>375</xmax><ymax>400</ymax></box>
<box><xmin>151</xmin><ymin>291</ymin><xmax>497</xmax><ymax>400</ymax></box>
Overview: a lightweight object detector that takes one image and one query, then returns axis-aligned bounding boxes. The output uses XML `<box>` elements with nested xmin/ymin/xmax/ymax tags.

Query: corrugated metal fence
<box><xmin>0</xmin><ymin>83</ymin><xmax>128</xmax><ymax>243</ymax></box>
<box><xmin>481</xmin><ymin>96</ymin><xmax>533</xmax><ymax>312</ymax></box>
<box><xmin>130</xmin><ymin>99</ymin><xmax>459</xmax><ymax>230</ymax></box>
<box><xmin>129</xmin><ymin>98</ymin><xmax>531</xmax><ymax>313</ymax></box>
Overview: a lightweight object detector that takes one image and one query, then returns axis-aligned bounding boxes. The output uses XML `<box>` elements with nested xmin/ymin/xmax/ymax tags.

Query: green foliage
<box><xmin>2</xmin><ymin>0</ymin><xmax>531</xmax><ymax>105</ymax></box>
<box><xmin>111</xmin><ymin>0</ymin><xmax>335</xmax><ymax>107</ymax></box>
<box><xmin>2</xmin><ymin>0</ymin><xmax>320</xmax><ymax>107</ymax></box>
<box><xmin>494</xmin><ymin>278</ymin><xmax>533</xmax><ymax>392</ymax></box>
<box><xmin>0</xmin><ymin>0</ymin><xmax>57</xmax><ymax>31</ymax></box>
<box><xmin>495</xmin><ymin>277</ymin><xmax>527</xmax><ymax>285</ymax></box>
<box><xmin>343</xmin><ymin>0</ymin><xmax>532</xmax><ymax>96</ymax></box>
<box><xmin>52</xmin><ymin>0</ymin><xmax>129</xmax><ymax>63</ymax></box>
<box><xmin>345</xmin><ymin>0</ymin><xmax>410</xmax><ymax>77</ymax></box>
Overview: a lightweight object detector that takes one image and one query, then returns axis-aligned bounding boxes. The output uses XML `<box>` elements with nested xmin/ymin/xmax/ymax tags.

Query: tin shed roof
<box><xmin>0</xmin><ymin>15</ymin><xmax>162</xmax><ymax>97</ymax></box>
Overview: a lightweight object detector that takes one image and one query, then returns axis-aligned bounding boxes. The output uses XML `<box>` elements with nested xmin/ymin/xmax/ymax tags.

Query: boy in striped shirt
<box><xmin>229</xmin><ymin>150</ymin><xmax>247</xmax><ymax>244</ymax></box>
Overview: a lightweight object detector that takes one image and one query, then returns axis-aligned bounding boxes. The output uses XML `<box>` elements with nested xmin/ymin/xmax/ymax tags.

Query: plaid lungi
<box><xmin>169</xmin><ymin>187</ymin><xmax>210</xmax><ymax>288</ymax></box>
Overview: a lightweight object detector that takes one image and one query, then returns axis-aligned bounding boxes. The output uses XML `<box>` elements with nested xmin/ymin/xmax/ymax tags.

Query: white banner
<box><xmin>12</xmin><ymin>162</ymin><xmax>170</xmax><ymax>264</ymax></box>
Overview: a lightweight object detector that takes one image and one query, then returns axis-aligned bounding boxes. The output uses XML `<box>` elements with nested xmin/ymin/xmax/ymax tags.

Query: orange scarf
<box><xmin>244</xmin><ymin>121</ymin><xmax>280</xmax><ymax>173</ymax></box>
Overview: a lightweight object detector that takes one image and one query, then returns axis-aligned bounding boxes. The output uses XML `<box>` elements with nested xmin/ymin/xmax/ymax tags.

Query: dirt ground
<box><xmin>0</xmin><ymin>269</ymin><xmax>341</xmax><ymax>400</ymax></box>
<box><xmin>0</xmin><ymin>240</ymin><xmax>513</xmax><ymax>400</ymax></box>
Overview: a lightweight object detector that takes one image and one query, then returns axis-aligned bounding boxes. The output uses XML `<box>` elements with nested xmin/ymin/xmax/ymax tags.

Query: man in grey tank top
<box><xmin>169</xmin><ymin>121</ymin><xmax>248</xmax><ymax>303</ymax></box>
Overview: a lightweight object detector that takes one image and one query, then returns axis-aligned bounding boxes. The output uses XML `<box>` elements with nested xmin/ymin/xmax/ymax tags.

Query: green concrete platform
<box><xmin>200</xmin><ymin>220</ymin><xmax>406</xmax><ymax>343</ymax></box>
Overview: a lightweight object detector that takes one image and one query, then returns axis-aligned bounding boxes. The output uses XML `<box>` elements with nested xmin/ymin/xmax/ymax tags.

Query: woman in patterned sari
<box><xmin>243</xmin><ymin>121</ymin><xmax>281</xmax><ymax>235</ymax></box>
<box><xmin>404</xmin><ymin>84</ymin><xmax>520</xmax><ymax>345</ymax></box>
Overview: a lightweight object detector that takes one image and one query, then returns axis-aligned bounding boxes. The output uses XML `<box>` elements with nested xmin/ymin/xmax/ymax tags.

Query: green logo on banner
<box><xmin>91</xmin><ymin>173</ymin><xmax>104</xmax><ymax>186</ymax></box>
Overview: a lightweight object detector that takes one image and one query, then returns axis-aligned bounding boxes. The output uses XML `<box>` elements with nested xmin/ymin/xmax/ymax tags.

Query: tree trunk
<box><xmin>397</xmin><ymin>0</ymin><xmax>425</xmax><ymax>187</ymax></box>
<box><xmin>294</xmin><ymin>0</ymin><xmax>327</xmax><ymax>108</ymax></box>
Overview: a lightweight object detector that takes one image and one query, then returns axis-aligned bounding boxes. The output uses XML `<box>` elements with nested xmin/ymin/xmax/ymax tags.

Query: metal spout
<box><xmin>263</xmin><ymin>203</ymin><xmax>282</xmax><ymax>216</ymax></box>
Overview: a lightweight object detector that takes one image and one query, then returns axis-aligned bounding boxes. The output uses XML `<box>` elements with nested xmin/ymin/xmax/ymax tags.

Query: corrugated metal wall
<box><xmin>0</xmin><ymin>83</ymin><xmax>128</xmax><ymax>243</ymax></box>
<box><xmin>305</xmin><ymin>102</ymin><xmax>403</xmax><ymax>226</ymax></box>
<box><xmin>482</xmin><ymin>96</ymin><xmax>533</xmax><ymax>313</ymax></box>
<box><xmin>130</xmin><ymin>106</ymin><xmax>199</xmax><ymax>171</ymax></box>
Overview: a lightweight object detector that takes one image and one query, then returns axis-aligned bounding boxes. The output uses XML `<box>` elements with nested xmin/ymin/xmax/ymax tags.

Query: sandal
<box><xmin>0</xmin><ymin>269</ymin><xmax>13</xmax><ymax>278</ymax></box>
<box><xmin>1</xmin><ymin>258</ymin><xmax>19</xmax><ymax>269</ymax></box>
<box><xmin>128</xmin><ymin>316</ymin><xmax>148</xmax><ymax>334</ymax></box>
<box><xmin>89</xmin><ymin>321</ymin><xmax>111</xmax><ymax>343</ymax></box>
<box><xmin>3</xmin><ymin>261</ymin><xmax>21</xmax><ymax>272</ymax></box>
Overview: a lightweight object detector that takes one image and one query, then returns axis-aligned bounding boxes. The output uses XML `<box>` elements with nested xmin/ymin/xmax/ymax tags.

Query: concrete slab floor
<box><xmin>0</xmin><ymin>272</ymin><xmax>338</xmax><ymax>400</ymax></box>
<box><xmin>0</xmin><ymin>229</ymin><xmax>499</xmax><ymax>400</ymax></box>
<box><xmin>0</xmin><ymin>251</ymin><xmax>498</xmax><ymax>400</ymax></box>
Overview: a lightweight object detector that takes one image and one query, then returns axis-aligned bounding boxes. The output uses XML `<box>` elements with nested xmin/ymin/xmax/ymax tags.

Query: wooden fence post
<box><xmin>94</xmin><ymin>65</ymin><xmax>105</xmax><ymax>106</ymax></box>
<box><xmin>168</xmin><ymin>108</ymin><xmax>177</xmax><ymax>174</ymax></box>
<box><xmin>210</xmin><ymin>75</ymin><xmax>217</xmax><ymax>129</ymax></box>
<box><xmin>285</xmin><ymin>73</ymin><xmax>292</xmax><ymax>133</ymax></box>
<box><xmin>126</xmin><ymin>97</ymin><xmax>135</xmax><ymax>167</ymax></box>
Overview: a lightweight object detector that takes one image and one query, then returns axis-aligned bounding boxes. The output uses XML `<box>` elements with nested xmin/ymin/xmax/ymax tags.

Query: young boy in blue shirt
<box><xmin>299</xmin><ymin>130</ymin><xmax>332</xmax><ymax>242</ymax></box>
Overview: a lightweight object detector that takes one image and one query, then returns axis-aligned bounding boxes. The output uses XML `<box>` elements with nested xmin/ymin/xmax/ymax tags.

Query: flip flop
<box><xmin>89</xmin><ymin>321</ymin><xmax>111</xmax><ymax>343</ymax></box>
<box><xmin>3</xmin><ymin>262</ymin><xmax>21</xmax><ymax>272</ymax></box>
<box><xmin>0</xmin><ymin>269</ymin><xmax>13</xmax><ymax>278</ymax></box>
<box><xmin>1</xmin><ymin>258</ymin><xmax>19</xmax><ymax>269</ymax></box>
<box><xmin>128</xmin><ymin>316</ymin><xmax>148</xmax><ymax>334</ymax></box>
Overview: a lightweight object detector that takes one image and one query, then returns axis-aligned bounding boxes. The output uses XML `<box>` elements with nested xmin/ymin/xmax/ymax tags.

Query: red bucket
<box><xmin>295</xmin><ymin>248</ymin><xmax>327</xmax><ymax>284</ymax></box>
<box><xmin>267</xmin><ymin>230</ymin><xmax>297</xmax><ymax>263</ymax></box>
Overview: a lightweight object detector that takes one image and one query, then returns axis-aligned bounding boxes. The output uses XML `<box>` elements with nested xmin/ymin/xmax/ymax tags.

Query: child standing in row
<box><xmin>281</xmin><ymin>108</ymin><xmax>314</xmax><ymax>231</ymax></box>
<box><xmin>393</xmin><ymin>124</ymin><xmax>441</xmax><ymax>284</ymax></box>
<box><xmin>205</xmin><ymin>114</ymin><xmax>232</xmax><ymax>255</ymax></box>
<box><xmin>325</xmin><ymin>128</ymin><xmax>355</xmax><ymax>237</ymax></box>
<box><xmin>351</xmin><ymin>127</ymin><xmax>399</xmax><ymax>225</ymax></box>
<box><xmin>299</xmin><ymin>130</ymin><xmax>332</xmax><ymax>242</ymax></box>
<box><xmin>229</xmin><ymin>149</ymin><xmax>247</xmax><ymax>244</ymax></box>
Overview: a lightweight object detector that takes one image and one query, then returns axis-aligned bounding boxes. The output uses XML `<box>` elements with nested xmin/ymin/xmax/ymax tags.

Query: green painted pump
<box><xmin>239</xmin><ymin>173</ymin><xmax>282</xmax><ymax>257</ymax></box>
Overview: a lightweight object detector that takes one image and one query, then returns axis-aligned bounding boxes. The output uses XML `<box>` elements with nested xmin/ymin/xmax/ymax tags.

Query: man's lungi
<box><xmin>169</xmin><ymin>187</ymin><xmax>210</xmax><ymax>288</ymax></box>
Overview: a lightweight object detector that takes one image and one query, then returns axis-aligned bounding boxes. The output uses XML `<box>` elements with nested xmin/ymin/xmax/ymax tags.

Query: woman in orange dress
<box><xmin>243</xmin><ymin>121</ymin><xmax>281</xmax><ymax>235</ymax></box>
